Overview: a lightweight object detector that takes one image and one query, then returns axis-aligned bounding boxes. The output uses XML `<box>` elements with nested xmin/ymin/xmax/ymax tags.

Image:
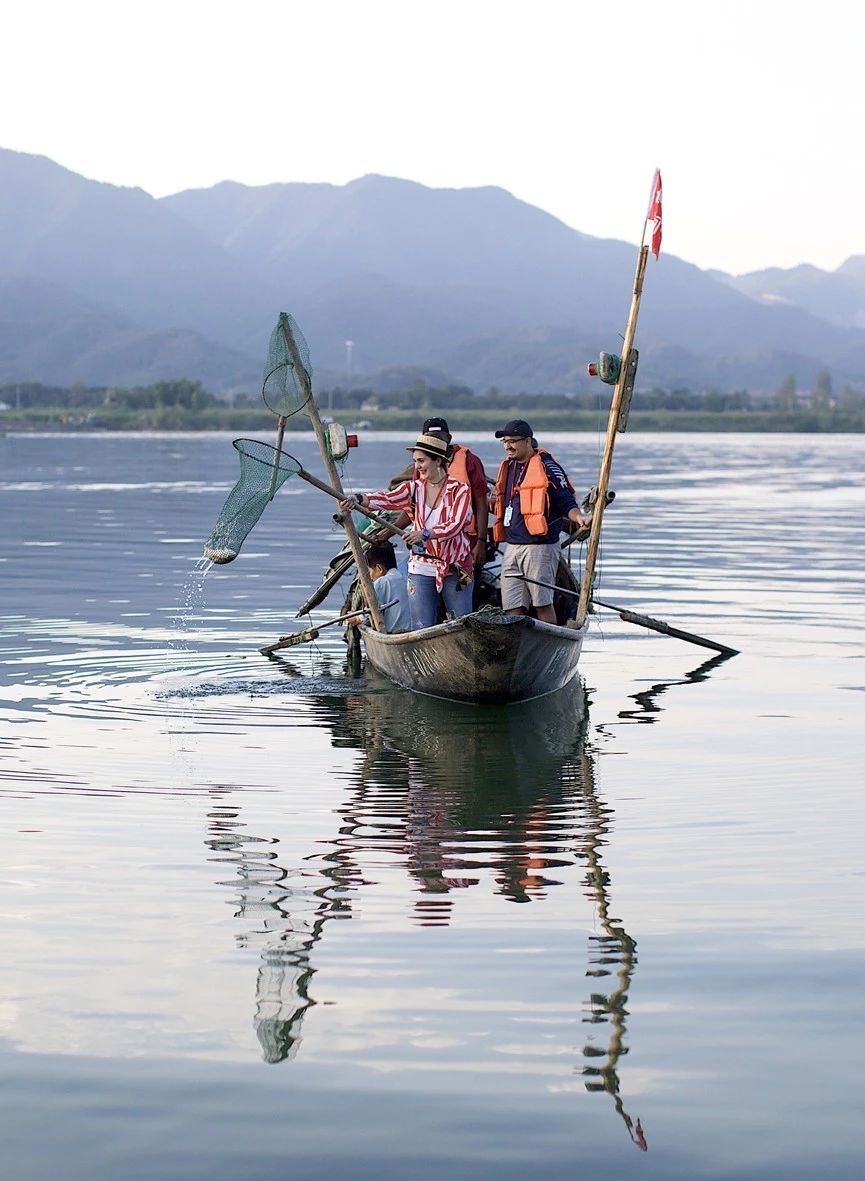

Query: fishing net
<box><xmin>204</xmin><ymin>439</ymin><xmax>300</xmax><ymax>564</ymax></box>
<box><xmin>203</xmin><ymin>312</ymin><xmax>318</xmax><ymax>564</ymax></box>
<box><xmin>262</xmin><ymin>312</ymin><xmax>313</xmax><ymax>417</ymax></box>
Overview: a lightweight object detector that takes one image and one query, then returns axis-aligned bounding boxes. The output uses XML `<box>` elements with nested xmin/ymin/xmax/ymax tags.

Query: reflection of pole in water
<box><xmin>617</xmin><ymin>650</ymin><xmax>735</xmax><ymax>724</ymax></box>
<box><xmin>318</xmin><ymin>690</ymin><xmax>648</xmax><ymax>1144</ymax></box>
<box><xmin>577</xmin><ymin>749</ymin><xmax>647</xmax><ymax>1151</ymax></box>
<box><xmin>581</xmin><ymin>645</ymin><xmax>736</xmax><ymax>1144</ymax></box>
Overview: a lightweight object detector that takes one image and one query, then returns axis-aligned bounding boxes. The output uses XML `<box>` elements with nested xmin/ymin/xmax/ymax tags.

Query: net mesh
<box><xmin>204</xmin><ymin>438</ymin><xmax>300</xmax><ymax>564</ymax></box>
<box><xmin>262</xmin><ymin>312</ymin><xmax>313</xmax><ymax>417</ymax></box>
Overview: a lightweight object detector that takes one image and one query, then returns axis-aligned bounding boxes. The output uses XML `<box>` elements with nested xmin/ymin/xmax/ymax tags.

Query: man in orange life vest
<box><xmin>421</xmin><ymin>417</ymin><xmax>489</xmax><ymax>571</ymax></box>
<box><xmin>492</xmin><ymin>419</ymin><xmax>588</xmax><ymax>625</ymax></box>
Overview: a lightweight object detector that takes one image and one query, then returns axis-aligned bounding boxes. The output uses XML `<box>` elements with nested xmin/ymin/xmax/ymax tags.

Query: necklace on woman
<box><xmin>424</xmin><ymin>474</ymin><xmax>446</xmax><ymax>515</ymax></box>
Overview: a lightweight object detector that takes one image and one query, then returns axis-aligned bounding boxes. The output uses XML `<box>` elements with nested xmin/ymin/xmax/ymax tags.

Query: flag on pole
<box><xmin>647</xmin><ymin>169</ymin><xmax>662</xmax><ymax>259</ymax></box>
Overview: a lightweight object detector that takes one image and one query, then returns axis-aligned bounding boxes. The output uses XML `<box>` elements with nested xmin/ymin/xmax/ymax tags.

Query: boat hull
<box><xmin>361</xmin><ymin>611</ymin><xmax>586</xmax><ymax>704</ymax></box>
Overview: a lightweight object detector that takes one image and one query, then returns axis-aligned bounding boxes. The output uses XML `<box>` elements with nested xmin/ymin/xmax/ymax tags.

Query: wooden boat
<box><xmin>258</xmin><ymin>193</ymin><xmax>734</xmax><ymax>704</ymax></box>
<box><xmin>352</xmin><ymin>219</ymin><xmax>657</xmax><ymax>705</ymax></box>
<box><xmin>360</xmin><ymin>609</ymin><xmax>587</xmax><ymax>705</ymax></box>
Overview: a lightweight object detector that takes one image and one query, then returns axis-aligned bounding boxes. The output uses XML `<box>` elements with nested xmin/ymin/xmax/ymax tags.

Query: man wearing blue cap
<box><xmin>492</xmin><ymin>419</ymin><xmax>588</xmax><ymax>624</ymax></box>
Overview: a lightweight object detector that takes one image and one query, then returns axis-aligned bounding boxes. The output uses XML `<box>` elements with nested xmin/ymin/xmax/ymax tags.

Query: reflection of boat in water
<box><xmin>339</xmin><ymin>668</ymin><xmax>589</xmax><ymax>787</ymax></box>
<box><xmin>205</xmin><ymin>678</ymin><xmax>645</xmax><ymax>1144</ymax></box>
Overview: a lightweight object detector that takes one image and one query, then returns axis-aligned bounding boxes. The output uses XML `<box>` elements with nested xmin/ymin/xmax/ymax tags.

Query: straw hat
<box><xmin>406</xmin><ymin>433</ymin><xmax>451</xmax><ymax>461</ymax></box>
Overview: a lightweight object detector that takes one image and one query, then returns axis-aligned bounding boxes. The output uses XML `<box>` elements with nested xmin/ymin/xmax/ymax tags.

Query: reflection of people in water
<box><xmin>332</xmin><ymin>688</ymin><xmax>648</xmax><ymax>1146</ymax></box>
<box><xmin>328</xmin><ymin>681</ymin><xmax>594</xmax><ymax>921</ymax></box>
<box><xmin>204</xmin><ymin>680</ymin><xmax>645</xmax><ymax>1146</ymax></box>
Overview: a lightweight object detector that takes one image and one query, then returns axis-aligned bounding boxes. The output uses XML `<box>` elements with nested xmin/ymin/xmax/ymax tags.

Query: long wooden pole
<box><xmin>514</xmin><ymin>574</ymin><xmax>739</xmax><ymax>656</ymax></box>
<box><xmin>575</xmin><ymin>244</ymin><xmax>649</xmax><ymax>627</ymax></box>
<box><xmin>292</xmin><ymin>466</ymin><xmax>413</xmax><ymax>539</ymax></box>
<box><xmin>591</xmin><ymin>598</ymin><xmax>739</xmax><ymax>657</ymax></box>
<box><xmin>280</xmin><ymin>319</ymin><xmax>385</xmax><ymax>632</ymax></box>
<box><xmin>268</xmin><ymin>414</ymin><xmax>287</xmax><ymax>499</ymax></box>
<box><xmin>260</xmin><ymin>606</ymin><xmax>378</xmax><ymax>656</ymax></box>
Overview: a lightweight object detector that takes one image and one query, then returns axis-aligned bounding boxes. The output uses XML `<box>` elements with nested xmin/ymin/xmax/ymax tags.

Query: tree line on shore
<box><xmin>2</xmin><ymin>374</ymin><xmax>864</xmax><ymax>432</ymax></box>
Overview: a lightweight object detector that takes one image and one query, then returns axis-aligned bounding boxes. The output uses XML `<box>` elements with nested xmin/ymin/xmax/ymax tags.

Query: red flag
<box><xmin>647</xmin><ymin>169</ymin><xmax>662</xmax><ymax>259</ymax></box>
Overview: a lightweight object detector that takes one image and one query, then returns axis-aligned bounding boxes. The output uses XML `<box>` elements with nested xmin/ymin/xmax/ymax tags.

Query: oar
<box><xmin>512</xmin><ymin>575</ymin><xmax>739</xmax><ymax>656</ymax></box>
<box><xmin>260</xmin><ymin>611</ymin><xmax>360</xmax><ymax>656</ymax></box>
<box><xmin>260</xmin><ymin>602</ymin><xmax>396</xmax><ymax>656</ymax></box>
<box><xmin>592</xmin><ymin>598</ymin><xmax>738</xmax><ymax>656</ymax></box>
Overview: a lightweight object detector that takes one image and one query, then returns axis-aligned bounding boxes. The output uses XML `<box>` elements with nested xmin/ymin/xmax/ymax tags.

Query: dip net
<box><xmin>204</xmin><ymin>439</ymin><xmax>300</xmax><ymax>564</ymax></box>
<box><xmin>203</xmin><ymin>312</ymin><xmax>315</xmax><ymax>564</ymax></box>
<box><xmin>263</xmin><ymin>312</ymin><xmax>313</xmax><ymax>416</ymax></box>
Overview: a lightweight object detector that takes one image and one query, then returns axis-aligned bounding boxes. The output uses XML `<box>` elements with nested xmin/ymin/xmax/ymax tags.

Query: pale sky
<box><xmin>3</xmin><ymin>0</ymin><xmax>863</xmax><ymax>276</ymax></box>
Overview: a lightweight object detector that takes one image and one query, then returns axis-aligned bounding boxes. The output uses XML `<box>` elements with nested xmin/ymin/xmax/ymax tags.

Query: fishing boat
<box><xmin>292</xmin><ymin>533</ymin><xmax>588</xmax><ymax>704</ymax></box>
<box><xmin>348</xmin><ymin>186</ymin><xmax>663</xmax><ymax>703</ymax></box>
<box><xmin>238</xmin><ymin>177</ymin><xmax>736</xmax><ymax>702</ymax></box>
<box><xmin>360</xmin><ymin>608</ymin><xmax>587</xmax><ymax>705</ymax></box>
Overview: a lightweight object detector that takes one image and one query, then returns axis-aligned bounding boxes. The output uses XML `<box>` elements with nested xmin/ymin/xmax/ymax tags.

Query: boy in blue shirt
<box><xmin>364</xmin><ymin>542</ymin><xmax>411</xmax><ymax>633</ymax></box>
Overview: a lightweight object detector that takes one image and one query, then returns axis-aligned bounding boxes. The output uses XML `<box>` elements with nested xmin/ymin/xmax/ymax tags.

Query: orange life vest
<box><xmin>493</xmin><ymin>449</ymin><xmax>572</xmax><ymax>541</ymax></box>
<box><xmin>448</xmin><ymin>443</ymin><xmax>484</xmax><ymax>538</ymax></box>
<box><xmin>448</xmin><ymin>444</ymin><xmax>469</xmax><ymax>486</ymax></box>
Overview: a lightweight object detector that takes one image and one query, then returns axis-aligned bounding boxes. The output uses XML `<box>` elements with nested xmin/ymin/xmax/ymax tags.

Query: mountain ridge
<box><xmin>2</xmin><ymin>146</ymin><xmax>863</xmax><ymax>393</ymax></box>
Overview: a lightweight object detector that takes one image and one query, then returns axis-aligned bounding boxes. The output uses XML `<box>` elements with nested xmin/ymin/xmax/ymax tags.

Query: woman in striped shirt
<box><xmin>342</xmin><ymin>433</ymin><xmax>474</xmax><ymax>630</ymax></box>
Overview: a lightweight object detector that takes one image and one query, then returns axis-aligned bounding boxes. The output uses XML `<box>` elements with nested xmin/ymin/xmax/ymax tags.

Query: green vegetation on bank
<box><xmin>2</xmin><ymin>377</ymin><xmax>865</xmax><ymax>433</ymax></box>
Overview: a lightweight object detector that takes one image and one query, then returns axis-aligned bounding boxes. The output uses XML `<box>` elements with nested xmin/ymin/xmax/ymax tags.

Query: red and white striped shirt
<box><xmin>366</xmin><ymin>477</ymin><xmax>473</xmax><ymax>591</ymax></box>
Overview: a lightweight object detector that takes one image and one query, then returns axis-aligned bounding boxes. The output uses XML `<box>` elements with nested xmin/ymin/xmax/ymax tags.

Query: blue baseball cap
<box><xmin>495</xmin><ymin>419</ymin><xmax>533</xmax><ymax>439</ymax></box>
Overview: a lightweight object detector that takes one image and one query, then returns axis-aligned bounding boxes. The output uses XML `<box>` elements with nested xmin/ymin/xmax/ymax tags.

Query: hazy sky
<box><xmin>3</xmin><ymin>0</ymin><xmax>863</xmax><ymax>275</ymax></box>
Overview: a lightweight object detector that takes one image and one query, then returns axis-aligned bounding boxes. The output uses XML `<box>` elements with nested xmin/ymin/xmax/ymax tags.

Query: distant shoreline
<box><xmin>3</xmin><ymin>409</ymin><xmax>864</xmax><ymax>434</ymax></box>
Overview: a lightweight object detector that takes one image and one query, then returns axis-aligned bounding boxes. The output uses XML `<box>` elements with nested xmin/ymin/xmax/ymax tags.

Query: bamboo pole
<box><xmin>575</xmin><ymin>245</ymin><xmax>649</xmax><ymax>627</ymax></box>
<box><xmin>260</xmin><ymin>607</ymin><xmax>377</xmax><ymax>656</ymax></box>
<box><xmin>292</xmin><ymin>467</ymin><xmax>414</xmax><ymax>539</ymax></box>
<box><xmin>268</xmin><ymin>414</ymin><xmax>287</xmax><ymax>499</ymax></box>
<box><xmin>280</xmin><ymin>318</ymin><xmax>385</xmax><ymax>632</ymax></box>
<box><xmin>591</xmin><ymin>597</ymin><xmax>739</xmax><ymax>656</ymax></box>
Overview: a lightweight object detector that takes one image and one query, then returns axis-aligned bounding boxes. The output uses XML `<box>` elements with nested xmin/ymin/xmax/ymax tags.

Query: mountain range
<box><xmin>2</xmin><ymin>145</ymin><xmax>864</xmax><ymax>394</ymax></box>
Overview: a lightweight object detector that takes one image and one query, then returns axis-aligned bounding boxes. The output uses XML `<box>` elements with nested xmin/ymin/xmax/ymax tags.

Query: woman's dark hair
<box><xmin>365</xmin><ymin>541</ymin><xmax>398</xmax><ymax>571</ymax></box>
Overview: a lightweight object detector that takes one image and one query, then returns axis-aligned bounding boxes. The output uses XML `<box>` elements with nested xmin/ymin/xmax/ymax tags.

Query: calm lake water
<box><xmin>1</xmin><ymin>430</ymin><xmax>863</xmax><ymax>1180</ymax></box>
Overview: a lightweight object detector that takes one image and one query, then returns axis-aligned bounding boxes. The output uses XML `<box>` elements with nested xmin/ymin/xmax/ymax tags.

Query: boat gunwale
<box><xmin>360</xmin><ymin>610</ymin><xmax>588</xmax><ymax>648</ymax></box>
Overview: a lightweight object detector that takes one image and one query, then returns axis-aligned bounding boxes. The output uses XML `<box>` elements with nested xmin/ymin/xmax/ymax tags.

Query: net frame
<box><xmin>262</xmin><ymin>312</ymin><xmax>313</xmax><ymax>418</ymax></box>
<box><xmin>203</xmin><ymin>438</ymin><xmax>300</xmax><ymax>564</ymax></box>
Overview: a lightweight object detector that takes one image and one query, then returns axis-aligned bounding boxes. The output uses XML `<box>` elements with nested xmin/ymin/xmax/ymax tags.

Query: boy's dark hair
<box><xmin>365</xmin><ymin>541</ymin><xmax>397</xmax><ymax>571</ymax></box>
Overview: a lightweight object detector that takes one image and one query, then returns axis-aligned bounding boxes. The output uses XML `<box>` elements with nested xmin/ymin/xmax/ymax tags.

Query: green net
<box><xmin>204</xmin><ymin>438</ymin><xmax>300</xmax><ymax>564</ymax></box>
<box><xmin>262</xmin><ymin>312</ymin><xmax>313</xmax><ymax>417</ymax></box>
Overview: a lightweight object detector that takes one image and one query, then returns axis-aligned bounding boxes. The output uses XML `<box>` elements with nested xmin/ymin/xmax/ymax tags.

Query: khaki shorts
<box><xmin>500</xmin><ymin>543</ymin><xmax>560</xmax><ymax>610</ymax></box>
